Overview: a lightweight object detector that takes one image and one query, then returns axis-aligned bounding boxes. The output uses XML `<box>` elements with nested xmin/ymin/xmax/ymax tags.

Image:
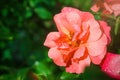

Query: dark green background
<box><xmin>0</xmin><ymin>0</ymin><xmax>120</xmax><ymax>80</ymax></box>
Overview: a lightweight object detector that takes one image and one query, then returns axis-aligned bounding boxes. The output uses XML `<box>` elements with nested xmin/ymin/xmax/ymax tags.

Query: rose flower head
<box><xmin>44</xmin><ymin>7</ymin><xmax>111</xmax><ymax>74</ymax></box>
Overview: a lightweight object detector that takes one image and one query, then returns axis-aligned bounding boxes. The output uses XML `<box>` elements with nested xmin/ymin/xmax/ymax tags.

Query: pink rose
<box><xmin>91</xmin><ymin>0</ymin><xmax>120</xmax><ymax>16</ymax></box>
<box><xmin>44</xmin><ymin>7</ymin><xmax>111</xmax><ymax>74</ymax></box>
<box><xmin>101</xmin><ymin>52</ymin><xmax>120</xmax><ymax>79</ymax></box>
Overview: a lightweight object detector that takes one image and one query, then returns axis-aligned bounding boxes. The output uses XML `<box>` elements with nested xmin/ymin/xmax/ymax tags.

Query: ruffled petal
<box><xmin>48</xmin><ymin>47</ymin><xmax>66</xmax><ymax>66</ymax></box>
<box><xmin>98</xmin><ymin>21</ymin><xmax>111</xmax><ymax>43</ymax></box>
<box><xmin>87</xmin><ymin>34</ymin><xmax>107</xmax><ymax>56</ymax></box>
<box><xmin>89</xmin><ymin>47</ymin><xmax>106</xmax><ymax>64</ymax></box>
<box><xmin>66</xmin><ymin>56</ymin><xmax>91</xmax><ymax>74</ymax></box>
<box><xmin>44</xmin><ymin>32</ymin><xmax>60</xmax><ymax>48</ymax></box>
<box><xmin>54</xmin><ymin>7</ymin><xmax>83</xmax><ymax>36</ymax></box>
<box><xmin>81</xmin><ymin>12</ymin><xmax>94</xmax><ymax>22</ymax></box>
<box><xmin>61</xmin><ymin>7</ymin><xmax>82</xmax><ymax>13</ymax></box>
<box><xmin>87</xmin><ymin>34</ymin><xmax>108</xmax><ymax>64</ymax></box>
<box><xmin>65</xmin><ymin>11</ymin><xmax>81</xmax><ymax>32</ymax></box>
<box><xmin>86</xmin><ymin>19</ymin><xmax>102</xmax><ymax>42</ymax></box>
<box><xmin>73</xmin><ymin>46</ymin><xmax>85</xmax><ymax>59</ymax></box>
<box><xmin>54</xmin><ymin>13</ymin><xmax>74</xmax><ymax>36</ymax></box>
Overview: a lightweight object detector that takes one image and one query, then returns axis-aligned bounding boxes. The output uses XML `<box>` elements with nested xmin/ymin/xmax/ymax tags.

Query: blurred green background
<box><xmin>0</xmin><ymin>0</ymin><xmax>119</xmax><ymax>80</ymax></box>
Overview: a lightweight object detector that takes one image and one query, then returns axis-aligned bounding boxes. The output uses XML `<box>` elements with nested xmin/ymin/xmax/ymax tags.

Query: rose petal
<box><xmin>86</xmin><ymin>19</ymin><xmax>102</xmax><ymax>42</ymax></box>
<box><xmin>87</xmin><ymin>34</ymin><xmax>107</xmax><ymax>56</ymax></box>
<box><xmin>101</xmin><ymin>52</ymin><xmax>120</xmax><ymax>79</ymax></box>
<box><xmin>48</xmin><ymin>47</ymin><xmax>66</xmax><ymax>66</ymax></box>
<box><xmin>81</xmin><ymin>12</ymin><xmax>94</xmax><ymax>22</ymax></box>
<box><xmin>54</xmin><ymin>7</ymin><xmax>82</xmax><ymax>35</ymax></box>
<box><xmin>61</xmin><ymin>7</ymin><xmax>82</xmax><ymax>14</ymax></box>
<box><xmin>66</xmin><ymin>56</ymin><xmax>91</xmax><ymax>74</ymax></box>
<box><xmin>73</xmin><ymin>46</ymin><xmax>85</xmax><ymax>59</ymax></box>
<box><xmin>91</xmin><ymin>4</ymin><xmax>100</xmax><ymax>12</ymax></box>
<box><xmin>54</xmin><ymin>13</ymin><xmax>74</xmax><ymax>36</ymax></box>
<box><xmin>89</xmin><ymin>47</ymin><xmax>106</xmax><ymax>64</ymax></box>
<box><xmin>44</xmin><ymin>32</ymin><xmax>60</xmax><ymax>48</ymax></box>
<box><xmin>87</xmin><ymin>34</ymin><xmax>107</xmax><ymax>64</ymax></box>
<box><xmin>65</xmin><ymin>11</ymin><xmax>81</xmax><ymax>32</ymax></box>
<box><xmin>98</xmin><ymin>21</ymin><xmax>111</xmax><ymax>43</ymax></box>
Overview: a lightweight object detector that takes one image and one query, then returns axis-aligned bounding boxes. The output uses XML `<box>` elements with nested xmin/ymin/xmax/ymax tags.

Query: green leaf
<box><xmin>29</xmin><ymin>0</ymin><xmax>39</xmax><ymax>7</ymax></box>
<box><xmin>0</xmin><ymin>74</ymin><xmax>14</xmax><ymax>80</ymax></box>
<box><xmin>32</xmin><ymin>61</ymin><xmax>51</xmax><ymax>77</ymax></box>
<box><xmin>94</xmin><ymin>14</ymin><xmax>101</xmax><ymax>20</ymax></box>
<box><xmin>34</xmin><ymin>7</ymin><xmax>52</xmax><ymax>19</ymax></box>
<box><xmin>60</xmin><ymin>71</ymin><xmax>80</xmax><ymax>80</ymax></box>
<box><xmin>16</xmin><ymin>68</ymin><xmax>29</xmax><ymax>80</ymax></box>
<box><xmin>0</xmin><ymin>68</ymin><xmax>29</xmax><ymax>80</ymax></box>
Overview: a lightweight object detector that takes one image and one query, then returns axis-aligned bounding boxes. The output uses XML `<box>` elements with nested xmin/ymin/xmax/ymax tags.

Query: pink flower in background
<box><xmin>91</xmin><ymin>0</ymin><xmax>120</xmax><ymax>16</ymax></box>
<box><xmin>44</xmin><ymin>7</ymin><xmax>110</xmax><ymax>74</ymax></box>
<box><xmin>101</xmin><ymin>52</ymin><xmax>120</xmax><ymax>79</ymax></box>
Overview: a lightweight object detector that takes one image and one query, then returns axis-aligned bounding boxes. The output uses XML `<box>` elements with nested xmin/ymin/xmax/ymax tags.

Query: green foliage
<box><xmin>34</xmin><ymin>7</ymin><xmax>52</xmax><ymax>19</ymax></box>
<box><xmin>0</xmin><ymin>0</ymin><xmax>119</xmax><ymax>80</ymax></box>
<box><xmin>60</xmin><ymin>71</ymin><xmax>80</xmax><ymax>80</ymax></box>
